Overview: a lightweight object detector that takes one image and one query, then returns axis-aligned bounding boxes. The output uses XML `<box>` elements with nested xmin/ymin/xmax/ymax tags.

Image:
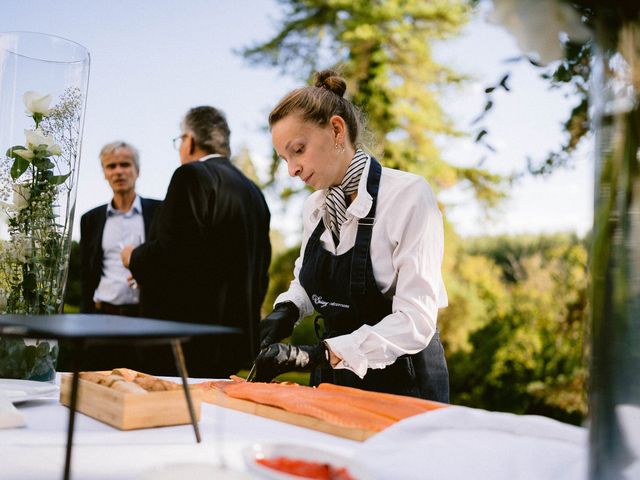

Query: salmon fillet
<box><xmin>211</xmin><ymin>381</ymin><xmax>395</xmax><ymax>432</ymax></box>
<box><xmin>316</xmin><ymin>383</ymin><xmax>448</xmax><ymax>420</ymax></box>
<box><xmin>199</xmin><ymin>380</ymin><xmax>447</xmax><ymax>433</ymax></box>
<box><xmin>197</xmin><ymin>377</ymin><xmax>244</xmax><ymax>396</ymax></box>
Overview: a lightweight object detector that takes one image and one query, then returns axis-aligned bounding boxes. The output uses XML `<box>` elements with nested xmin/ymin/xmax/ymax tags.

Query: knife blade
<box><xmin>245</xmin><ymin>360</ymin><xmax>258</xmax><ymax>382</ymax></box>
<box><xmin>247</xmin><ymin>345</ymin><xmax>269</xmax><ymax>382</ymax></box>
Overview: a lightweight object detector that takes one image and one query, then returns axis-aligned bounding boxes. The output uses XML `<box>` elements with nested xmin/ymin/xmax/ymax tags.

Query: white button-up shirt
<box><xmin>275</xmin><ymin>156</ymin><xmax>448</xmax><ymax>378</ymax></box>
<box><xmin>93</xmin><ymin>196</ymin><xmax>145</xmax><ymax>305</ymax></box>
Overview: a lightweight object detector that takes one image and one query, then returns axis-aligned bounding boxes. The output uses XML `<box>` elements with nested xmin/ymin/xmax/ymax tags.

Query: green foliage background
<box><xmin>442</xmin><ymin>232</ymin><xmax>588</xmax><ymax>424</ymax></box>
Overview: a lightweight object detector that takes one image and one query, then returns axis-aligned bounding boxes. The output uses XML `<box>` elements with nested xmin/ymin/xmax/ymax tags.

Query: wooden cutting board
<box><xmin>203</xmin><ymin>387</ymin><xmax>376</xmax><ymax>441</ymax></box>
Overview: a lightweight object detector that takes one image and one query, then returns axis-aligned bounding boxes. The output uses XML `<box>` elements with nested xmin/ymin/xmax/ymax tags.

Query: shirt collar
<box><xmin>311</xmin><ymin>152</ymin><xmax>374</xmax><ymax>222</ymax></box>
<box><xmin>107</xmin><ymin>194</ymin><xmax>142</xmax><ymax>217</ymax></box>
<box><xmin>347</xmin><ymin>152</ymin><xmax>373</xmax><ymax>218</ymax></box>
<box><xmin>198</xmin><ymin>153</ymin><xmax>224</xmax><ymax>162</ymax></box>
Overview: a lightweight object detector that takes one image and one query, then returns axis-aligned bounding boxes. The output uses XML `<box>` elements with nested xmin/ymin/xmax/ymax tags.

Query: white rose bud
<box><xmin>23</xmin><ymin>91</ymin><xmax>52</xmax><ymax>116</ymax></box>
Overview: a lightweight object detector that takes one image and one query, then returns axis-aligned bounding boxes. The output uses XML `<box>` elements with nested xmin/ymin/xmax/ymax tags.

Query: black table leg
<box><xmin>171</xmin><ymin>339</ymin><xmax>201</xmax><ymax>443</ymax></box>
<box><xmin>63</xmin><ymin>340</ymin><xmax>85</xmax><ymax>480</ymax></box>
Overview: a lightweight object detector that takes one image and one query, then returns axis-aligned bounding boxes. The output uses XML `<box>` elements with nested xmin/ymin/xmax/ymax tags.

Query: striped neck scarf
<box><xmin>326</xmin><ymin>149</ymin><xmax>368</xmax><ymax>242</ymax></box>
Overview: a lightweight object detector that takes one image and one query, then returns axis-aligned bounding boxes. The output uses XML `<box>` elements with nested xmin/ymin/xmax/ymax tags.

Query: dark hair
<box><xmin>182</xmin><ymin>106</ymin><xmax>231</xmax><ymax>157</ymax></box>
<box><xmin>268</xmin><ymin>70</ymin><xmax>361</xmax><ymax>146</ymax></box>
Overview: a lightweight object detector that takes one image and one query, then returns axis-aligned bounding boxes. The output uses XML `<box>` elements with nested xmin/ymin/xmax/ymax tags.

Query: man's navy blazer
<box><xmin>79</xmin><ymin>197</ymin><xmax>162</xmax><ymax>313</ymax></box>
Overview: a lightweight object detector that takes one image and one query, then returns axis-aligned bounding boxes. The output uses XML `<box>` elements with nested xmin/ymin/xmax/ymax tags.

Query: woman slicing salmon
<box><xmin>253</xmin><ymin>70</ymin><xmax>449</xmax><ymax>402</ymax></box>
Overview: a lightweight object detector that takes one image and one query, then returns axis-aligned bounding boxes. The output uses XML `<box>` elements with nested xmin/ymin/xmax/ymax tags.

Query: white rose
<box><xmin>23</xmin><ymin>91</ymin><xmax>52</xmax><ymax>116</ymax></box>
<box><xmin>24</xmin><ymin>128</ymin><xmax>62</xmax><ymax>156</ymax></box>
<box><xmin>25</xmin><ymin>128</ymin><xmax>51</xmax><ymax>149</ymax></box>
<box><xmin>13</xmin><ymin>183</ymin><xmax>31</xmax><ymax>211</ymax></box>
<box><xmin>489</xmin><ymin>0</ymin><xmax>591</xmax><ymax>65</ymax></box>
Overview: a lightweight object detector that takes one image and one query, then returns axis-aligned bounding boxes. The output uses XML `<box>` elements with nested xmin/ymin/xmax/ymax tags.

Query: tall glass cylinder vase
<box><xmin>589</xmin><ymin>9</ymin><xmax>640</xmax><ymax>480</ymax></box>
<box><xmin>0</xmin><ymin>32</ymin><xmax>89</xmax><ymax>380</ymax></box>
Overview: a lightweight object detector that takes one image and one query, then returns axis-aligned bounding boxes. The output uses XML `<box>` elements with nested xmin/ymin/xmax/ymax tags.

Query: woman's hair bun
<box><xmin>314</xmin><ymin>70</ymin><xmax>347</xmax><ymax>98</ymax></box>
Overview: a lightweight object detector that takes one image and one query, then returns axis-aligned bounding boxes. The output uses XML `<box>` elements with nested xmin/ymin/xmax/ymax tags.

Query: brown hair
<box><xmin>269</xmin><ymin>70</ymin><xmax>361</xmax><ymax>146</ymax></box>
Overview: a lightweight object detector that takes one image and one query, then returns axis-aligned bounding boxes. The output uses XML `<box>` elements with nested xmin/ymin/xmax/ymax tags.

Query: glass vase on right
<box><xmin>0</xmin><ymin>32</ymin><xmax>90</xmax><ymax>380</ymax></box>
<box><xmin>588</xmin><ymin>8</ymin><xmax>640</xmax><ymax>480</ymax></box>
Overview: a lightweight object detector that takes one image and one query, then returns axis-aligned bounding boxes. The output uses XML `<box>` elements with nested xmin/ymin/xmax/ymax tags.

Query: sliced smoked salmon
<box><xmin>220</xmin><ymin>381</ymin><xmax>395</xmax><ymax>431</ymax></box>
<box><xmin>198</xmin><ymin>380</ymin><xmax>449</xmax><ymax>438</ymax></box>
<box><xmin>316</xmin><ymin>383</ymin><xmax>448</xmax><ymax>420</ymax></box>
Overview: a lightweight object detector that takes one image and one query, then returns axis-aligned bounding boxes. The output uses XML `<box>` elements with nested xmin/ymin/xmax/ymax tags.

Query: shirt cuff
<box><xmin>274</xmin><ymin>288</ymin><xmax>313</xmax><ymax>323</ymax></box>
<box><xmin>325</xmin><ymin>335</ymin><xmax>369</xmax><ymax>379</ymax></box>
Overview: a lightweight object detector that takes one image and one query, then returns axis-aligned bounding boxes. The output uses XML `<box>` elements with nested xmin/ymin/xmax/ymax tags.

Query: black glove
<box><xmin>252</xmin><ymin>343</ymin><xmax>328</xmax><ymax>383</ymax></box>
<box><xmin>259</xmin><ymin>302</ymin><xmax>299</xmax><ymax>350</ymax></box>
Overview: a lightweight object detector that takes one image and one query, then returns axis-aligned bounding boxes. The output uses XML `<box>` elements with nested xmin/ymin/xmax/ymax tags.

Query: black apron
<box><xmin>299</xmin><ymin>157</ymin><xmax>449</xmax><ymax>402</ymax></box>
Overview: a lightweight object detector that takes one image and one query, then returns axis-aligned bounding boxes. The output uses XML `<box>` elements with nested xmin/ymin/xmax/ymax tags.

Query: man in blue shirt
<box><xmin>79</xmin><ymin>141</ymin><xmax>161</xmax><ymax>317</ymax></box>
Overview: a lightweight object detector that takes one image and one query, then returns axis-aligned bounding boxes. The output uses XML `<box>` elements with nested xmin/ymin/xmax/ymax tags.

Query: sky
<box><xmin>435</xmin><ymin>3</ymin><xmax>593</xmax><ymax>238</ymax></box>
<box><xmin>0</xmin><ymin>0</ymin><xmax>594</xmax><ymax>243</ymax></box>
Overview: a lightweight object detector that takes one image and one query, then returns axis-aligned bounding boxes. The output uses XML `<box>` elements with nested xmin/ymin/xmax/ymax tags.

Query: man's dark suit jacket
<box><xmin>57</xmin><ymin>197</ymin><xmax>161</xmax><ymax>372</ymax></box>
<box><xmin>129</xmin><ymin>157</ymin><xmax>271</xmax><ymax>378</ymax></box>
<box><xmin>79</xmin><ymin>197</ymin><xmax>162</xmax><ymax>313</ymax></box>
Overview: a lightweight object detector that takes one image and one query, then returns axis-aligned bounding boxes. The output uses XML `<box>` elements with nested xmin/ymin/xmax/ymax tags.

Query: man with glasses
<box><xmin>121</xmin><ymin>106</ymin><xmax>271</xmax><ymax>378</ymax></box>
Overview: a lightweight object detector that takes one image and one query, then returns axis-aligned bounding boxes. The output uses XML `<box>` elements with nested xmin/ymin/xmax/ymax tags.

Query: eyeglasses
<box><xmin>172</xmin><ymin>134</ymin><xmax>187</xmax><ymax>150</ymax></box>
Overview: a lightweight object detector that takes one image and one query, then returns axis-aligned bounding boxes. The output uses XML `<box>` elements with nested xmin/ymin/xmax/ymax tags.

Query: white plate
<box><xmin>0</xmin><ymin>379</ymin><xmax>58</xmax><ymax>403</ymax></box>
<box><xmin>243</xmin><ymin>443</ymin><xmax>373</xmax><ymax>480</ymax></box>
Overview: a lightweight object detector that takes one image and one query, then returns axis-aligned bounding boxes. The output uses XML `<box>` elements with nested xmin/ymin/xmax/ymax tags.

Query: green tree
<box><xmin>445</xmin><ymin>234</ymin><xmax>589</xmax><ymax>425</ymax></box>
<box><xmin>233</xmin><ymin>144</ymin><xmax>262</xmax><ymax>186</ymax></box>
<box><xmin>243</xmin><ymin>0</ymin><xmax>507</xmax><ymax>208</ymax></box>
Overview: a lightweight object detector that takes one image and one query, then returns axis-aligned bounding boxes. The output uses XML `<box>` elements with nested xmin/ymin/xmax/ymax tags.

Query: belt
<box><xmin>94</xmin><ymin>301</ymin><xmax>140</xmax><ymax>317</ymax></box>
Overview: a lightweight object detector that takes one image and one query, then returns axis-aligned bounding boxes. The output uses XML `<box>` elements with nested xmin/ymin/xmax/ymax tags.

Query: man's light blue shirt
<box><xmin>93</xmin><ymin>195</ymin><xmax>145</xmax><ymax>305</ymax></box>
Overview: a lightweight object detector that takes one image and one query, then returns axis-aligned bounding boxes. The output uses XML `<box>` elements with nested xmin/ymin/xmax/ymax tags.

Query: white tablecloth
<box><xmin>0</xmin><ymin>376</ymin><xmax>590</xmax><ymax>480</ymax></box>
<box><xmin>0</xmin><ymin>377</ymin><xmax>358</xmax><ymax>479</ymax></box>
<box><xmin>355</xmin><ymin>406</ymin><xmax>587</xmax><ymax>480</ymax></box>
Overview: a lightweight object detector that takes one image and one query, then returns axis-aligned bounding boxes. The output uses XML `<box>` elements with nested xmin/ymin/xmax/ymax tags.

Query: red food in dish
<box><xmin>256</xmin><ymin>456</ymin><xmax>356</xmax><ymax>479</ymax></box>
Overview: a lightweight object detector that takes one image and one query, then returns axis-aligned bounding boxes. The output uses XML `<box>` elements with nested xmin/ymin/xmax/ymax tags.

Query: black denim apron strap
<box><xmin>350</xmin><ymin>157</ymin><xmax>381</xmax><ymax>296</ymax></box>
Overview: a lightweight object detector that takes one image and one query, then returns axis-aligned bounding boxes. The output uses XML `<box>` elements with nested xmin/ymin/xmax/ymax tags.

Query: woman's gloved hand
<box><xmin>259</xmin><ymin>302</ymin><xmax>299</xmax><ymax>349</ymax></box>
<box><xmin>252</xmin><ymin>343</ymin><xmax>328</xmax><ymax>383</ymax></box>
